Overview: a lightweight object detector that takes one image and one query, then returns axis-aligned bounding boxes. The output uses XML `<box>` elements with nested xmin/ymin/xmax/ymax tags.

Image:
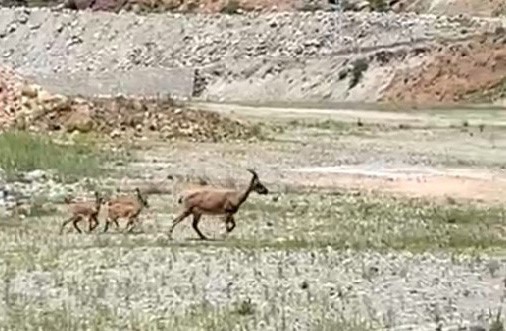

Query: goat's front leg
<box><xmin>224</xmin><ymin>214</ymin><xmax>236</xmax><ymax>235</ymax></box>
<box><xmin>72</xmin><ymin>215</ymin><xmax>84</xmax><ymax>234</ymax></box>
<box><xmin>191</xmin><ymin>213</ymin><xmax>207</xmax><ymax>240</ymax></box>
<box><xmin>169</xmin><ymin>210</ymin><xmax>191</xmax><ymax>239</ymax></box>
<box><xmin>103</xmin><ymin>217</ymin><xmax>121</xmax><ymax>233</ymax></box>
<box><xmin>88</xmin><ymin>215</ymin><xmax>99</xmax><ymax>232</ymax></box>
<box><xmin>125</xmin><ymin>216</ymin><xmax>139</xmax><ymax>233</ymax></box>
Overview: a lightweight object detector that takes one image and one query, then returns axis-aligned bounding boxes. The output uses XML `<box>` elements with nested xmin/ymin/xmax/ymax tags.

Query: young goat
<box><xmin>60</xmin><ymin>191</ymin><xmax>103</xmax><ymax>234</ymax></box>
<box><xmin>169</xmin><ymin>169</ymin><xmax>269</xmax><ymax>240</ymax></box>
<box><xmin>103</xmin><ymin>187</ymin><xmax>149</xmax><ymax>233</ymax></box>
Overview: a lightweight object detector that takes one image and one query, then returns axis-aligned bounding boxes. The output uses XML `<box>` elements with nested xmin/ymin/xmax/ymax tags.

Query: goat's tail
<box><xmin>177</xmin><ymin>196</ymin><xmax>183</xmax><ymax>204</ymax></box>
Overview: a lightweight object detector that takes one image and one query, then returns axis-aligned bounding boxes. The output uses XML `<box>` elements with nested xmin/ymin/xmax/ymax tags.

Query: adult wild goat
<box><xmin>169</xmin><ymin>169</ymin><xmax>269</xmax><ymax>240</ymax></box>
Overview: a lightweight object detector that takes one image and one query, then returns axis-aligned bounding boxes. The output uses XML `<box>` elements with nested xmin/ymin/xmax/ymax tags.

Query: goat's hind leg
<box><xmin>224</xmin><ymin>214</ymin><xmax>236</xmax><ymax>236</ymax></box>
<box><xmin>103</xmin><ymin>216</ymin><xmax>121</xmax><ymax>233</ymax></box>
<box><xmin>168</xmin><ymin>209</ymin><xmax>191</xmax><ymax>239</ymax></box>
<box><xmin>191</xmin><ymin>213</ymin><xmax>207</xmax><ymax>240</ymax></box>
<box><xmin>125</xmin><ymin>216</ymin><xmax>138</xmax><ymax>233</ymax></box>
<box><xmin>72</xmin><ymin>215</ymin><xmax>84</xmax><ymax>234</ymax></box>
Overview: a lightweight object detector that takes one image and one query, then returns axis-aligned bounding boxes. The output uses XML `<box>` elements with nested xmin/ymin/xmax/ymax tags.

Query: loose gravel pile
<box><xmin>0</xmin><ymin>64</ymin><xmax>257</xmax><ymax>142</ymax></box>
<box><xmin>90</xmin><ymin>96</ymin><xmax>260</xmax><ymax>142</ymax></box>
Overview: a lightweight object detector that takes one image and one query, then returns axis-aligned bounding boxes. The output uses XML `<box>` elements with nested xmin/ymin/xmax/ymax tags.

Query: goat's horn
<box><xmin>246</xmin><ymin>168</ymin><xmax>258</xmax><ymax>178</ymax></box>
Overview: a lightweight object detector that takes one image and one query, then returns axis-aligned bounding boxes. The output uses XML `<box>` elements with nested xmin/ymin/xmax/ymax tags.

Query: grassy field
<box><xmin>2</xmin><ymin>189</ymin><xmax>506</xmax><ymax>330</ymax></box>
<box><xmin>2</xmin><ymin>108</ymin><xmax>506</xmax><ymax>330</ymax></box>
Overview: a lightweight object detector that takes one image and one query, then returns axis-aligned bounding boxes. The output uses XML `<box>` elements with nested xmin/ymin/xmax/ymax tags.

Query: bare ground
<box><xmin>182</xmin><ymin>101</ymin><xmax>506</xmax><ymax>203</ymax></box>
<box><xmin>382</xmin><ymin>36</ymin><xmax>506</xmax><ymax>106</ymax></box>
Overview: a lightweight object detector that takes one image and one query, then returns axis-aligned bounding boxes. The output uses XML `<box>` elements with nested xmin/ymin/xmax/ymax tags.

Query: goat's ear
<box><xmin>246</xmin><ymin>168</ymin><xmax>258</xmax><ymax>179</ymax></box>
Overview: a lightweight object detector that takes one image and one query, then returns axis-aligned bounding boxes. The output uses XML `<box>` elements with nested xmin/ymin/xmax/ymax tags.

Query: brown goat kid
<box><xmin>103</xmin><ymin>187</ymin><xmax>149</xmax><ymax>233</ymax></box>
<box><xmin>60</xmin><ymin>191</ymin><xmax>103</xmax><ymax>234</ymax></box>
<box><xmin>169</xmin><ymin>169</ymin><xmax>269</xmax><ymax>240</ymax></box>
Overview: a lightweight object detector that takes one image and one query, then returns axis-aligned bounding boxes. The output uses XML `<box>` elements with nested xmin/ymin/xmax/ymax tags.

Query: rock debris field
<box><xmin>1</xmin><ymin>3</ymin><xmax>506</xmax><ymax>331</ymax></box>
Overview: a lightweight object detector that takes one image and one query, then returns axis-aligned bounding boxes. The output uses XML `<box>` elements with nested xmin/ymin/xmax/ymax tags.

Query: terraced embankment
<box><xmin>0</xmin><ymin>7</ymin><xmax>505</xmax><ymax>105</ymax></box>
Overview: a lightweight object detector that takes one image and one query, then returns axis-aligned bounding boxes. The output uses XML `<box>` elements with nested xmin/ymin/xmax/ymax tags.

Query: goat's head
<box><xmin>246</xmin><ymin>169</ymin><xmax>269</xmax><ymax>195</ymax></box>
<box><xmin>135</xmin><ymin>187</ymin><xmax>150</xmax><ymax>208</ymax></box>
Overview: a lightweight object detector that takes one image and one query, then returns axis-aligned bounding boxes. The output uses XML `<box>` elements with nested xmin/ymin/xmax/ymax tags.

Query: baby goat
<box><xmin>103</xmin><ymin>187</ymin><xmax>149</xmax><ymax>233</ymax></box>
<box><xmin>60</xmin><ymin>191</ymin><xmax>103</xmax><ymax>234</ymax></box>
<box><xmin>169</xmin><ymin>169</ymin><xmax>269</xmax><ymax>240</ymax></box>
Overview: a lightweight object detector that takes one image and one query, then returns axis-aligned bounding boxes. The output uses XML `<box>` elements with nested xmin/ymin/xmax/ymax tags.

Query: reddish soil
<box><xmin>395</xmin><ymin>0</ymin><xmax>506</xmax><ymax>16</ymax></box>
<box><xmin>122</xmin><ymin>0</ymin><xmax>296</xmax><ymax>13</ymax></box>
<box><xmin>293</xmin><ymin>172</ymin><xmax>506</xmax><ymax>204</ymax></box>
<box><xmin>103</xmin><ymin>0</ymin><xmax>506</xmax><ymax>15</ymax></box>
<box><xmin>381</xmin><ymin>36</ymin><xmax>506</xmax><ymax>106</ymax></box>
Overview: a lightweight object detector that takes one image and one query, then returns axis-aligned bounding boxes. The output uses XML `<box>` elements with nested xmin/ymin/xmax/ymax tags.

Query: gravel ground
<box><xmin>3</xmin><ymin>246</ymin><xmax>506</xmax><ymax>331</ymax></box>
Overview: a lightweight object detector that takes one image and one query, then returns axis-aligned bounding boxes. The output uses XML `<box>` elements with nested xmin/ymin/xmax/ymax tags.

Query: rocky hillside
<box><xmin>0</xmin><ymin>7</ymin><xmax>504</xmax><ymax>106</ymax></box>
<box><xmin>3</xmin><ymin>0</ymin><xmax>502</xmax><ymax>18</ymax></box>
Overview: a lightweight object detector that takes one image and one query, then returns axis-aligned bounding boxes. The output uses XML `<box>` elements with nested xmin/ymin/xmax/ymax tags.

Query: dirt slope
<box><xmin>66</xmin><ymin>0</ymin><xmax>506</xmax><ymax>16</ymax></box>
<box><xmin>395</xmin><ymin>0</ymin><xmax>506</xmax><ymax>17</ymax></box>
<box><xmin>381</xmin><ymin>34</ymin><xmax>506</xmax><ymax>106</ymax></box>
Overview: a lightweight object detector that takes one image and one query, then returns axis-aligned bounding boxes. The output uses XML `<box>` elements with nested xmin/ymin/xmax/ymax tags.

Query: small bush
<box><xmin>349</xmin><ymin>58</ymin><xmax>369</xmax><ymax>89</ymax></box>
<box><xmin>234</xmin><ymin>298</ymin><xmax>255</xmax><ymax>316</ymax></box>
<box><xmin>221</xmin><ymin>0</ymin><xmax>240</xmax><ymax>14</ymax></box>
<box><xmin>0</xmin><ymin>131</ymin><xmax>103</xmax><ymax>181</ymax></box>
<box><xmin>368</xmin><ymin>0</ymin><xmax>388</xmax><ymax>12</ymax></box>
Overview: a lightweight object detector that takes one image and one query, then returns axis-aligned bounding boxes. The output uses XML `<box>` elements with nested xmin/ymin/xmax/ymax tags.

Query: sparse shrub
<box><xmin>488</xmin><ymin>259</ymin><xmax>501</xmax><ymax>278</ymax></box>
<box><xmin>368</xmin><ymin>0</ymin><xmax>387</xmax><ymax>12</ymax></box>
<box><xmin>298</xmin><ymin>1</ymin><xmax>322</xmax><ymax>12</ymax></box>
<box><xmin>221</xmin><ymin>0</ymin><xmax>240</xmax><ymax>14</ymax></box>
<box><xmin>490</xmin><ymin>308</ymin><xmax>504</xmax><ymax>331</ymax></box>
<box><xmin>338</xmin><ymin>68</ymin><xmax>349</xmax><ymax>81</ymax></box>
<box><xmin>234</xmin><ymin>297</ymin><xmax>255</xmax><ymax>315</ymax></box>
<box><xmin>349</xmin><ymin>58</ymin><xmax>369</xmax><ymax>89</ymax></box>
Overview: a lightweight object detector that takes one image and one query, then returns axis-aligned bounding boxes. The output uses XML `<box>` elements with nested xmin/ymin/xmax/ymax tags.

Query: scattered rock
<box><xmin>110</xmin><ymin>129</ymin><xmax>121</xmax><ymax>139</ymax></box>
<box><xmin>23</xmin><ymin>169</ymin><xmax>49</xmax><ymax>183</ymax></box>
<box><xmin>20</xmin><ymin>84</ymin><xmax>38</xmax><ymax>98</ymax></box>
<box><xmin>65</xmin><ymin>105</ymin><xmax>94</xmax><ymax>133</ymax></box>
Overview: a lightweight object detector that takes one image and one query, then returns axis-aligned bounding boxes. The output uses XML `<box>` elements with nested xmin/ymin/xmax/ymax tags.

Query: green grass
<box><xmin>230</xmin><ymin>192</ymin><xmax>506</xmax><ymax>252</ymax></box>
<box><xmin>2</xmin><ymin>190</ymin><xmax>506</xmax><ymax>254</ymax></box>
<box><xmin>0</xmin><ymin>190</ymin><xmax>502</xmax><ymax>330</ymax></box>
<box><xmin>0</xmin><ymin>131</ymin><xmax>107</xmax><ymax>182</ymax></box>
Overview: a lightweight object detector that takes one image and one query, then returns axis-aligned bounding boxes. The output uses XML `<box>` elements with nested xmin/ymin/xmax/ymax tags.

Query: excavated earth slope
<box><xmin>0</xmin><ymin>8</ymin><xmax>504</xmax><ymax>105</ymax></box>
<box><xmin>382</xmin><ymin>34</ymin><xmax>506</xmax><ymax>106</ymax></box>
